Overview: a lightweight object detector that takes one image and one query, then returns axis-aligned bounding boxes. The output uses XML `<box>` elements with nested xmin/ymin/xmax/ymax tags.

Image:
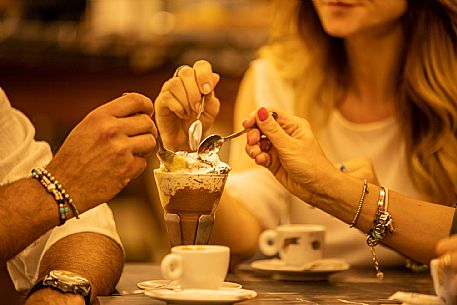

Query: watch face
<box><xmin>50</xmin><ymin>270</ymin><xmax>90</xmax><ymax>286</ymax></box>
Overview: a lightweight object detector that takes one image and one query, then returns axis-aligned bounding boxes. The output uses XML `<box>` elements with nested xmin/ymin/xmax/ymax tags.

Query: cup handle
<box><xmin>161</xmin><ymin>254</ymin><xmax>183</xmax><ymax>280</ymax></box>
<box><xmin>259</xmin><ymin>229</ymin><xmax>279</xmax><ymax>256</ymax></box>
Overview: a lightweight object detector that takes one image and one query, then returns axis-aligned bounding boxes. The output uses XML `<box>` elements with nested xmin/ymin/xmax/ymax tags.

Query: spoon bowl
<box><xmin>156</xmin><ymin>132</ymin><xmax>178</xmax><ymax>168</ymax></box>
<box><xmin>188</xmin><ymin>94</ymin><xmax>206</xmax><ymax>151</ymax></box>
<box><xmin>197</xmin><ymin>111</ymin><xmax>277</xmax><ymax>155</ymax></box>
<box><xmin>197</xmin><ymin>134</ymin><xmax>227</xmax><ymax>155</ymax></box>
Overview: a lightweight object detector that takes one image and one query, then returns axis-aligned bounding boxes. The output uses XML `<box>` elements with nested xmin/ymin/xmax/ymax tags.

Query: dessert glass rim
<box><xmin>153</xmin><ymin>169</ymin><xmax>229</xmax><ymax>177</ymax></box>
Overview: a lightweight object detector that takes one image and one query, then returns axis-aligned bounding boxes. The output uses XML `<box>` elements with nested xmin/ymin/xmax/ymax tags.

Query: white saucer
<box><xmin>137</xmin><ymin>279</ymin><xmax>242</xmax><ymax>290</ymax></box>
<box><xmin>250</xmin><ymin>258</ymin><xmax>350</xmax><ymax>281</ymax></box>
<box><xmin>144</xmin><ymin>287</ymin><xmax>257</xmax><ymax>304</ymax></box>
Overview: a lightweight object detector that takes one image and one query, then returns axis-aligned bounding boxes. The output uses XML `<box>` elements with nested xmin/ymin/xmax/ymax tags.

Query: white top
<box><xmin>0</xmin><ymin>88</ymin><xmax>122</xmax><ymax>291</ymax></box>
<box><xmin>226</xmin><ymin>59</ymin><xmax>422</xmax><ymax>266</ymax></box>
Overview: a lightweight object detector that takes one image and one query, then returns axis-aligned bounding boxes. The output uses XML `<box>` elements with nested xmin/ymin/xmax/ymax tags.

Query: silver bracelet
<box><xmin>349</xmin><ymin>179</ymin><xmax>369</xmax><ymax>228</ymax></box>
<box><xmin>367</xmin><ymin>187</ymin><xmax>394</xmax><ymax>279</ymax></box>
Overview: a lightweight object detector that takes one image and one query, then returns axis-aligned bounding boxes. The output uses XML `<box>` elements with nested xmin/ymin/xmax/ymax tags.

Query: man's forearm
<box><xmin>33</xmin><ymin>232</ymin><xmax>124</xmax><ymax>304</ymax></box>
<box><xmin>0</xmin><ymin>178</ymin><xmax>60</xmax><ymax>263</ymax></box>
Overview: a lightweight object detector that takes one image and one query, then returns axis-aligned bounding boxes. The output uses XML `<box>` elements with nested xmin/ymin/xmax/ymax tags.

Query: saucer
<box><xmin>250</xmin><ymin>258</ymin><xmax>350</xmax><ymax>281</ymax></box>
<box><xmin>144</xmin><ymin>287</ymin><xmax>257</xmax><ymax>304</ymax></box>
<box><xmin>137</xmin><ymin>279</ymin><xmax>242</xmax><ymax>290</ymax></box>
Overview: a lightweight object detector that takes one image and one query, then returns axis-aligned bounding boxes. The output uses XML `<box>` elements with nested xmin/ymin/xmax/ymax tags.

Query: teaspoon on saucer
<box><xmin>197</xmin><ymin>111</ymin><xmax>277</xmax><ymax>155</ymax></box>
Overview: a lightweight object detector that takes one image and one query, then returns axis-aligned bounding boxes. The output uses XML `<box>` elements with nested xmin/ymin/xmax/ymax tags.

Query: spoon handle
<box><xmin>156</xmin><ymin>132</ymin><xmax>175</xmax><ymax>164</ymax></box>
<box><xmin>223</xmin><ymin>128</ymin><xmax>249</xmax><ymax>141</ymax></box>
<box><xmin>196</xmin><ymin>94</ymin><xmax>206</xmax><ymax>120</ymax></box>
<box><xmin>223</xmin><ymin>111</ymin><xmax>278</xmax><ymax>141</ymax></box>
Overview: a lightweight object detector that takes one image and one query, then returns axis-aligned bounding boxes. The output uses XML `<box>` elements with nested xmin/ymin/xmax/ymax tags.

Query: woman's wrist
<box><xmin>305</xmin><ymin>171</ymin><xmax>375</xmax><ymax>227</ymax></box>
<box><xmin>304</xmin><ymin>169</ymin><xmax>346</xmax><ymax>207</ymax></box>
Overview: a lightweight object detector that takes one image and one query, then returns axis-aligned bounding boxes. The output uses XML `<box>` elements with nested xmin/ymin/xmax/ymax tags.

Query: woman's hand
<box><xmin>338</xmin><ymin>157</ymin><xmax>380</xmax><ymax>185</ymax></box>
<box><xmin>244</xmin><ymin>107</ymin><xmax>338</xmax><ymax>202</ymax></box>
<box><xmin>154</xmin><ymin>60</ymin><xmax>221</xmax><ymax>151</ymax></box>
<box><xmin>435</xmin><ymin>235</ymin><xmax>457</xmax><ymax>299</ymax></box>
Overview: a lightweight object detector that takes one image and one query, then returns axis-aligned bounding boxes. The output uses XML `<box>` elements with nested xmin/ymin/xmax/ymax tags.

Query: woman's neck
<box><xmin>339</xmin><ymin>22</ymin><xmax>405</xmax><ymax>123</ymax></box>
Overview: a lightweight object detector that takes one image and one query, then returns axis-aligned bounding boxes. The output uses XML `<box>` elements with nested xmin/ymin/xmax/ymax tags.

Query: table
<box><xmin>98</xmin><ymin>263</ymin><xmax>436</xmax><ymax>304</ymax></box>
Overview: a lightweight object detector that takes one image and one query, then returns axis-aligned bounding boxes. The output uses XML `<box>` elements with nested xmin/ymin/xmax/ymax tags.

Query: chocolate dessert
<box><xmin>154</xmin><ymin>152</ymin><xmax>230</xmax><ymax>246</ymax></box>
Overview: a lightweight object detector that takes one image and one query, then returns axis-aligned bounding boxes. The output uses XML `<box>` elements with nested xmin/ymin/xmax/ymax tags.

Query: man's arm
<box><xmin>0</xmin><ymin>93</ymin><xmax>157</xmax><ymax>264</ymax></box>
<box><xmin>0</xmin><ymin>178</ymin><xmax>63</xmax><ymax>264</ymax></box>
<box><xmin>25</xmin><ymin>232</ymin><xmax>124</xmax><ymax>305</ymax></box>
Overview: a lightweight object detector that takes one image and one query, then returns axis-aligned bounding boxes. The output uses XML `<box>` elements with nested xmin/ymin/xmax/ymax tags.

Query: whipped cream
<box><xmin>158</xmin><ymin>151</ymin><xmax>231</xmax><ymax>174</ymax></box>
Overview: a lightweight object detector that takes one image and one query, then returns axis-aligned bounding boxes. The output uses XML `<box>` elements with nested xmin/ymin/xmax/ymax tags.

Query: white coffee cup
<box><xmin>160</xmin><ymin>245</ymin><xmax>230</xmax><ymax>290</ymax></box>
<box><xmin>259</xmin><ymin>224</ymin><xmax>325</xmax><ymax>266</ymax></box>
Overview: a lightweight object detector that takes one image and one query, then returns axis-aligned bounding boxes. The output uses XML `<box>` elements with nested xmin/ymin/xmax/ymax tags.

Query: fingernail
<box><xmin>202</xmin><ymin>83</ymin><xmax>211</xmax><ymax>95</ymax></box>
<box><xmin>122</xmin><ymin>92</ymin><xmax>129</xmax><ymax>96</ymax></box>
<box><xmin>258</xmin><ymin>107</ymin><xmax>269</xmax><ymax>121</ymax></box>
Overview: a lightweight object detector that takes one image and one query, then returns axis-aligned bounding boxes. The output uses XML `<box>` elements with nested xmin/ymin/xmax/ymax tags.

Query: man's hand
<box><xmin>26</xmin><ymin>288</ymin><xmax>85</xmax><ymax>305</ymax></box>
<box><xmin>46</xmin><ymin>93</ymin><xmax>157</xmax><ymax>213</ymax></box>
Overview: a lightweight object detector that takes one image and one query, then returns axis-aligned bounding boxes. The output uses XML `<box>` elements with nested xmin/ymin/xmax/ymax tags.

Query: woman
<box><xmin>154</xmin><ymin>0</ymin><xmax>457</xmax><ymax>267</ymax></box>
<box><xmin>244</xmin><ymin>107</ymin><xmax>455</xmax><ymax>278</ymax></box>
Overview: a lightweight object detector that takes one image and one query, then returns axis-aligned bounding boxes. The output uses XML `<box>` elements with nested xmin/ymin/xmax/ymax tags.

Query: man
<box><xmin>0</xmin><ymin>89</ymin><xmax>157</xmax><ymax>304</ymax></box>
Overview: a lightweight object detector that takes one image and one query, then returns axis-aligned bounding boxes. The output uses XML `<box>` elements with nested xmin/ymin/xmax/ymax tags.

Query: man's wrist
<box><xmin>25</xmin><ymin>287</ymin><xmax>85</xmax><ymax>305</ymax></box>
<box><xmin>27</xmin><ymin>270</ymin><xmax>91</xmax><ymax>305</ymax></box>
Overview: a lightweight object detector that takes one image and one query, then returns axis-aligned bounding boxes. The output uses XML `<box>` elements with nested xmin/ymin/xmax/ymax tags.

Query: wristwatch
<box><xmin>27</xmin><ymin>270</ymin><xmax>91</xmax><ymax>304</ymax></box>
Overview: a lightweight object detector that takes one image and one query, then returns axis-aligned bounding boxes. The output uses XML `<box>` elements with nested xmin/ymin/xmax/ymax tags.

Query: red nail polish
<box><xmin>258</xmin><ymin>107</ymin><xmax>269</xmax><ymax>121</ymax></box>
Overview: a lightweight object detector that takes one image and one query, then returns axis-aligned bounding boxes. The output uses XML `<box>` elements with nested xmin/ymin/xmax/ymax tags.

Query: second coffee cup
<box><xmin>160</xmin><ymin>245</ymin><xmax>230</xmax><ymax>290</ymax></box>
<box><xmin>259</xmin><ymin>224</ymin><xmax>326</xmax><ymax>266</ymax></box>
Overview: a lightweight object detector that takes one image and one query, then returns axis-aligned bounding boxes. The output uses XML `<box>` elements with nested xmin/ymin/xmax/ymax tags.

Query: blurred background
<box><xmin>0</xmin><ymin>0</ymin><xmax>272</xmax><ymax>262</ymax></box>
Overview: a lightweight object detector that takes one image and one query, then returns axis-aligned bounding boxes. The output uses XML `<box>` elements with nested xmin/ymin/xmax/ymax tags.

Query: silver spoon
<box><xmin>188</xmin><ymin>94</ymin><xmax>206</xmax><ymax>151</ymax></box>
<box><xmin>197</xmin><ymin>111</ymin><xmax>277</xmax><ymax>155</ymax></box>
<box><xmin>156</xmin><ymin>131</ymin><xmax>176</xmax><ymax>167</ymax></box>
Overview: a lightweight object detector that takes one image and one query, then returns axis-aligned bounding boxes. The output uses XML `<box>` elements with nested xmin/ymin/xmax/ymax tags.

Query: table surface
<box><xmin>98</xmin><ymin>262</ymin><xmax>436</xmax><ymax>305</ymax></box>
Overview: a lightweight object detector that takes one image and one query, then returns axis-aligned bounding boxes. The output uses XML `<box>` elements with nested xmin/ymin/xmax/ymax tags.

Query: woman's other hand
<box><xmin>435</xmin><ymin>235</ymin><xmax>457</xmax><ymax>300</ymax></box>
<box><xmin>154</xmin><ymin>60</ymin><xmax>221</xmax><ymax>151</ymax></box>
<box><xmin>244</xmin><ymin>107</ymin><xmax>337</xmax><ymax>202</ymax></box>
<box><xmin>337</xmin><ymin>157</ymin><xmax>379</xmax><ymax>185</ymax></box>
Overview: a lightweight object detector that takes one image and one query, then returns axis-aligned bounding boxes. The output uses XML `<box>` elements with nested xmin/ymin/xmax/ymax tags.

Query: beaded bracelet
<box><xmin>367</xmin><ymin>187</ymin><xmax>394</xmax><ymax>279</ymax></box>
<box><xmin>32</xmin><ymin>168</ymin><xmax>79</xmax><ymax>225</ymax></box>
<box><xmin>349</xmin><ymin>179</ymin><xmax>369</xmax><ymax>228</ymax></box>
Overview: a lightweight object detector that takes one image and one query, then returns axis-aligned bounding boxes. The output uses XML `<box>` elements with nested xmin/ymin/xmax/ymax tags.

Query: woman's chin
<box><xmin>320</xmin><ymin>21</ymin><xmax>357</xmax><ymax>38</ymax></box>
<box><xmin>323</xmin><ymin>28</ymin><xmax>352</xmax><ymax>39</ymax></box>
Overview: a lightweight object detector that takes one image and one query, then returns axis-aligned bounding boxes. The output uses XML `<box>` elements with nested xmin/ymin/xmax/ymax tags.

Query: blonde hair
<box><xmin>260</xmin><ymin>0</ymin><xmax>457</xmax><ymax>204</ymax></box>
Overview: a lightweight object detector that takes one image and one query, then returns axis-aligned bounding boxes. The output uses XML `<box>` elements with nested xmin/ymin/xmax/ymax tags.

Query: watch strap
<box><xmin>26</xmin><ymin>277</ymin><xmax>91</xmax><ymax>305</ymax></box>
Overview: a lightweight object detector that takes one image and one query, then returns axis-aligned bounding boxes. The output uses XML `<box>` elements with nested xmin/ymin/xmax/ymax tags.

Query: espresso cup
<box><xmin>160</xmin><ymin>245</ymin><xmax>230</xmax><ymax>290</ymax></box>
<box><xmin>259</xmin><ymin>224</ymin><xmax>325</xmax><ymax>266</ymax></box>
